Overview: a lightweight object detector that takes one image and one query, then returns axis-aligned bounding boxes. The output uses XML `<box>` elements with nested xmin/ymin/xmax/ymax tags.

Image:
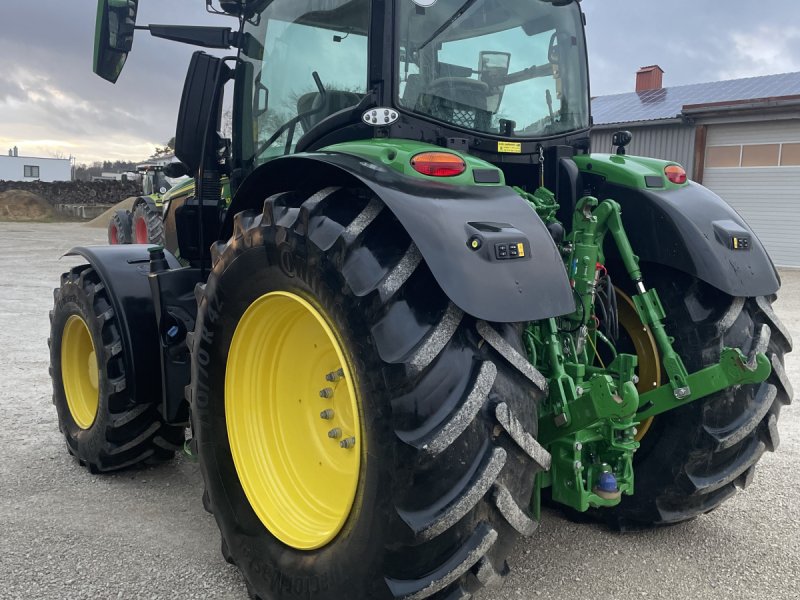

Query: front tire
<box><xmin>50</xmin><ymin>265</ymin><xmax>184</xmax><ymax>472</ymax></box>
<box><xmin>191</xmin><ymin>186</ymin><xmax>549</xmax><ymax>599</ymax></box>
<box><xmin>107</xmin><ymin>209</ymin><xmax>132</xmax><ymax>245</ymax></box>
<box><xmin>606</xmin><ymin>269</ymin><xmax>793</xmax><ymax>528</ymax></box>
<box><xmin>131</xmin><ymin>198</ymin><xmax>164</xmax><ymax>245</ymax></box>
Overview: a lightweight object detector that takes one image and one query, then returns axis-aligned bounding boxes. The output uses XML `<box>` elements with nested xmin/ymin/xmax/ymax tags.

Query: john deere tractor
<box><xmin>50</xmin><ymin>1</ymin><xmax>792</xmax><ymax>598</ymax></box>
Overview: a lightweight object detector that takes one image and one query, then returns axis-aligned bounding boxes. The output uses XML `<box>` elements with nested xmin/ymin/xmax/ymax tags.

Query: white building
<box><xmin>0</xmin><ymin>152</ymin><xmax>72</xmax><ymax>182</ymax></box>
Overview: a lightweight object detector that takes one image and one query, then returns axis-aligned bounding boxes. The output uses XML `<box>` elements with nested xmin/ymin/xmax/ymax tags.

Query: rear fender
<box><xmin>601</xmin><ymin>182</ymin><xmax>780</xmax><ymax>297</ymax></box>
<box><xmin>224</xmin><ymin>153</ymin><xmax>574</xmax><ymax>322</ymax></box>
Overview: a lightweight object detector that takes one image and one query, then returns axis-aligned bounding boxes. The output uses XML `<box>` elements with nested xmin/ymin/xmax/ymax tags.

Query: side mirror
<box><xmin>175</xmin><ymin>52</ymin><xmax>227</xmax><ymax>173</ymax></box>
<box><xmin>479</xmin><ymin>51</ymin><xmax>511</xmax><ymax>113</ymax></box>
<box><xmin>163</xmin><ymin>162</ymin><xmax>190</xmax><ymax>179</ymax></box>
<box><xmin>93</xmin><ymin>0</ymin><xmax>139</xmax><ymax>83</ymax></box>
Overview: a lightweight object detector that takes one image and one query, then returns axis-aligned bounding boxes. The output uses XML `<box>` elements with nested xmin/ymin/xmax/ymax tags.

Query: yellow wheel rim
<box><xmin>61</xmin><ymin>315</ymin><xmax>100</xmax><ymax>430</ymax></box>
<box><xmin>226</xmin><ymin>291</ymin><xmax>362</xmax><ymax>550</ymax></box>
<box><xmin>616</xmin><ymin>289</ymin><xmax>661</xmax><ymax>442</ymax></box>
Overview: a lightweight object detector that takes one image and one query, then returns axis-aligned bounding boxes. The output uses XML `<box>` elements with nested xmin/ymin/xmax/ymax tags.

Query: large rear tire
<box><xmin>50</xmin><ymin>265</ymin><xmax>184</xmax><ymax>472</ymax></box>
<box><xmin>605</xmin><ymin>269</ymin><xmax>793</xmax><ymax>528</ymax></box>
<box><xmin>191</xmin><ymin>186</ymin><xmax>550</xmax><ymax>599</ymax></box>
<box><xmin>131</xmin><ymin>198</ymin><xmax>165</xmax><ymax>245</ymax></box>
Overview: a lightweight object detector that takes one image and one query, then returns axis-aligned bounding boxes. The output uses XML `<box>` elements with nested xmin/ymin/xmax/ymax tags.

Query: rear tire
<box><xmin>605</xmin><ymin>269</ymin><xmax>792</xmax><ymax>528</ymax></box>
<box><xmin>50</xmin><ymin>265</ymin><xmax>184</xmax><ymax>472</ymax></box>
<box><xmin>131</xmin><ymin>198</ymin><xmax>164</xmax><ymax>245</ymax></box>
<box><xmin>107</xmin><ymin>210</ymin><xmax>132</xmax><ymax>245</ymax></box>
<box><xmin>191</xmin><ymin>186</ymin><xmax>549</xmax><ymax>599</ymax></box>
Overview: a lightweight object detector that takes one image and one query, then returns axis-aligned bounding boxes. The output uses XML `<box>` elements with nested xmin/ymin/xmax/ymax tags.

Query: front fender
<box><xmin>225</xmin><ymin>153</ymin><xmax>574</xmax><ymax>322</ymax></box>
<box><xmin>64</xmin><ymin>245</ymin><xmax>181</xmax><ymax>407</ymax></box>
<box><xmin>602</xmin><ymin>182</ymin><xmax>780</xmax><ymax>297</ymax></box>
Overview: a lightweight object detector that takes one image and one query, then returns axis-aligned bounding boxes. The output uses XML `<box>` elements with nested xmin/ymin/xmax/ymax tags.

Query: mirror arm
<box><xmin>137</xmin><ymin>24</ymin><xmax>240</xmax><ymax>49</ymax></box>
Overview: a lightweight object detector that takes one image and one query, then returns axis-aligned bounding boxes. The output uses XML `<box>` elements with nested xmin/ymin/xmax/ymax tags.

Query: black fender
<box><xmin>133</xmin><ymin>195</ymin><xmax>159</xmax><ymax>212</ymax></box>
<box><xmin>65</xmin><ymin>245</ymin><xmax>182</xmax><ymax>410</ymax></box>
<box><xmin>601</xmin><ymin>182</ymin><xmax>780</xmax><ymax>297</ymax></box>
<box><xmin>224</xmin><ymin>153</ymin><xmax>574</xmax><ymax>322</ymax></box>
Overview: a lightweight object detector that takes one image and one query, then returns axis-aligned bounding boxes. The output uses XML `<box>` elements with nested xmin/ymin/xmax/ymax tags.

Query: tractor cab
<box><xmin>235</xmin><ymin>0</ymin><xmax>590</xmax><ymax>181</ymax></box>
<box><xmin>137</xmin><ymin>165</ymin><xmax>172</xmax><ymax>199</ymax></box>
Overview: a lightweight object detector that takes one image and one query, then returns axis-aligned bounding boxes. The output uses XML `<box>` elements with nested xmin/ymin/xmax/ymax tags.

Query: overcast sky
<box><xmin>0</xmin><ymin>1</ymin><xmax>798</xmax><ymax>165</ymax></box>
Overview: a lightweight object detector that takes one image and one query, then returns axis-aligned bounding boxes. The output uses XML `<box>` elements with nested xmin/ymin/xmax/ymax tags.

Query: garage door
<box><xmin>703</xmin><ymin>120</ymin><xmax>800</xmax><ymax>267</ymax></box>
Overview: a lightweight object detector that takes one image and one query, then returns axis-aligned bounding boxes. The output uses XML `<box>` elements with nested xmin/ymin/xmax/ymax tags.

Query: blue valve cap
<box><xmin>597</xmin><ymin>472</ymin><xmax>619</xmax><ymax>493</ymax></box>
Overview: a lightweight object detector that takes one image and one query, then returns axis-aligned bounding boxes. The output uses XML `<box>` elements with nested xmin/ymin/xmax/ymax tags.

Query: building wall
<box><xmin>702</xmin><ymin>119</ymin><xmax>800</xmax><ymax>268</ymax></box>
<box><xmin>591</xmin><ymin>124</ymin><xmax>697</xmax><ymax>178</ymax></box>
<box><xmin>0</xmin><ymin>156</ymin><xmax>72</xmax><ymax>182</ymax></box>
<box><xmin>706</xmin><ymin>119</ymin><xmax>800</xmax><ymax>146</ymax></box>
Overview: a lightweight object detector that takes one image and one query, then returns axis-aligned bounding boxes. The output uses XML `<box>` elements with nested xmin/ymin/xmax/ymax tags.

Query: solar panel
<box><xmin>592</xmin><ymin>71</ymin><xmax>800</xmax><ymax>126</ymax></box>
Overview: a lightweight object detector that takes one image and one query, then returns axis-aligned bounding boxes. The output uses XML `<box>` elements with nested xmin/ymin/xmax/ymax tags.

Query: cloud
<box><xmin>583</xmin><ymin>0</ymin><xmax>800</xmax><ymax>95</ymax></box>
<box><xmin>0</xmin><ymin>0</ymin><xmax>229</xmax><ymax>164</ymax></box>
<box><xmin>1</xmin><ymin>0</ymin><xmax>798</xmax><ymax>165</ymax></box>
<box><xmin>720</xmin><ymin>26</ymin><xmax>800</xmax><ymax>80</ymax></box>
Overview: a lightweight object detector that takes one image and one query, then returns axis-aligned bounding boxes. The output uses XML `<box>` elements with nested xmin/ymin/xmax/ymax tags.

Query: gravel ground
<box><xmin>0</xmin><ymin>222</ymin><xmax>796</xmax><ymax>600</ymax></box>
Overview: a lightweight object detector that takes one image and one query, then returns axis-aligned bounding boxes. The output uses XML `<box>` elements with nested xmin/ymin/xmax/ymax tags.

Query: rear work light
<box><xmin>665</xmin><ymin>164</ymin><xmax>687</xmax><ymax>184</ymax></box>
<box><xmin>410</xmin><ymin>152</ymin><xmax>467</xmax><ymax>177</ymax></box>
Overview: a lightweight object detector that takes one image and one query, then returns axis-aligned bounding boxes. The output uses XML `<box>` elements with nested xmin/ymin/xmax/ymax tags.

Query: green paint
<box><xmin>521</xmin><ymin>187</ymin><xmax>770</xmax><ymax>513</ymax></box>
<box><xmin>572</xmin><ymin>153</ymin><xmax>688</xmax><ymax>190</ymax></box>
<box><xmin>321</xmin><ymin>139</ymin><xmax>505</xmax><ymax>186</ymax></box>
<box><xmin>160</xmin><ymin>177</ymin><xmax>232</xmax><ymax>207</ymax></box>
<box><xmin>637</xmin><ymin>348</ymin><xmax>771</xmax><ymax>420</ymax></box>
<box><xmin>93</xmin><ymin>2</ymin><xmax>104</xmax><ymax>75</ymax></box>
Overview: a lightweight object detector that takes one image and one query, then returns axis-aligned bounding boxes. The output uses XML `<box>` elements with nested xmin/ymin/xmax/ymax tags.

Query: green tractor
<box><xmin>51</xmin><ymin>0</ymin><xmax>792</xmax><ymax>598</ymax></box>
<box><xmin>107</xmin><ymin>164</ymin><xmax>176</xmax><ymax>245</ymax></box>
<box><xmin>107</xmin><ymin>165</ymin><xmax>231</xmax><ymax>246</ymax></box>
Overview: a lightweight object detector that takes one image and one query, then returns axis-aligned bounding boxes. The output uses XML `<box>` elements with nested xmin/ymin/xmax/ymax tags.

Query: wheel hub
<box><xmin>225</xmin><ymin>291</ymin><xmax>362</xmax><ymax>550</ymax></box>
<box><xmin>135</xmin><ymin>218</ymin><xmax>148</xmax><ymax>243</ymax></box>
<box><xmin>61</xmin><ymin>315</ymin><xmax>100</xmax><ymax>429</ymax></box>
<box><xmin>616</xmin><ymin>289</ymin><xmax>661</xmax><ymax>441</ymax></box>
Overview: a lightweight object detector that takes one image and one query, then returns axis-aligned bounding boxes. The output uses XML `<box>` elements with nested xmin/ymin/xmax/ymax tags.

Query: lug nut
<box><xmin>574</xmin><ymin>460</ymin><xmax>583</xmax><ymax>470</ymax></box>
<box><xmin>575</xmin><ymin>442</ymin><xmax>583</xmax><ymax>451</ymax></box>
<box><xmin>320</xmin><ymin>409</ymin><xmax>335</xmax><ymax>420</ymax></box>
<box><xmin>319</xmin><ymin>388</ymin><xmax>334</xmax><ymax>399</ymax></box>
<box><xmin>632</xmin><ymin>375</ymin><xmax>640</xmax><ymax>384</ymax></box>
<box><xmin>325</xmin><ymin>368</ymin><xmax>345</xmax><ymax>382</ymax></box>
<box><xmin>328</xmin><ymin>428</ymin><xmax>342</xmax><ymax>439</ymax></box>
<box><xmin>340</xmin><ymin>437</ymin><xmax>356</xmax><ymax>449</ymax></box>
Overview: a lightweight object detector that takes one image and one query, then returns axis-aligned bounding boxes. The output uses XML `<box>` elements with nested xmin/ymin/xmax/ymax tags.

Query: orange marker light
<box><xmin>665</xmin><ymin>164</ymin><xmax>687</xmax><ymax>184</ymax></box>
<box><xmin>410</xmin><ymin>152</ymin><xmax>467</xmax><ymax>177</ymax></box>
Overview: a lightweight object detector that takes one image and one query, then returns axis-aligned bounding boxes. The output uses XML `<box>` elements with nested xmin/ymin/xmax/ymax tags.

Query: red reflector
<box><xmin>665</xmin><ymin>164</ymin><xmax>687</xmax><ymax>184</ymax></box>
<box><xmin>410</xmin><ymin>152</ymin><xmax>466</xmax><ymax>177</ymax></box>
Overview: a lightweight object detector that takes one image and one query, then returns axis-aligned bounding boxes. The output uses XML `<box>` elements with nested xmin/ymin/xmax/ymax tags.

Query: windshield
<box><xmin>239</xmin><ymin>0</ymin><xmax>370</xmax><ymax>166</ymax></box>
<box><xmin>396</xmin><ymin>0</ymin><xmax>588</xmax><ymax>138</ymax></box>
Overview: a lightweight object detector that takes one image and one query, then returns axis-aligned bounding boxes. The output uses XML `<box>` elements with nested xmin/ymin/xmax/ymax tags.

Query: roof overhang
<box><xmin>591</xmin><ymin>116</ymin><xmax>685</xmax><ymax>130</ymax></box>
<box><xmin>681</xmin><ymin>95</ymin><xmax>800</xmax><ymax>119</ymax></box>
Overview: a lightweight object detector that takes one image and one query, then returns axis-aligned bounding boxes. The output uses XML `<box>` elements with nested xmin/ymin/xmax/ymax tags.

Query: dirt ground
<box><xmin>85</xmin><ymin>196</ymin><xmax>138</xmax><ymax>228</ymax></box>
<box><xmin>0</xmin><ymin>222</ymin><xmax>797</xmax><ymax>600</ymax></box>
<box><xmin>0</xmin><ymin>190</ymin><xmax>54</xmax><ymax>221</ymax></box>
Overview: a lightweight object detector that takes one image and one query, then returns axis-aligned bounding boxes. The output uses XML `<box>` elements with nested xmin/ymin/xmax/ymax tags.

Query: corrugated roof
<box><xmin>592</xmin><ymin>71</ymin><xmax>800</xmax><ymax>126</ymax></box>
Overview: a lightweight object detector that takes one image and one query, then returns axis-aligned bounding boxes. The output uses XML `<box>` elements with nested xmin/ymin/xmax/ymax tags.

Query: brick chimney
<box><xmin>636</xmin><ymin>65</ymin><xmax>664</xmax><ymax>92</ymax></box>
